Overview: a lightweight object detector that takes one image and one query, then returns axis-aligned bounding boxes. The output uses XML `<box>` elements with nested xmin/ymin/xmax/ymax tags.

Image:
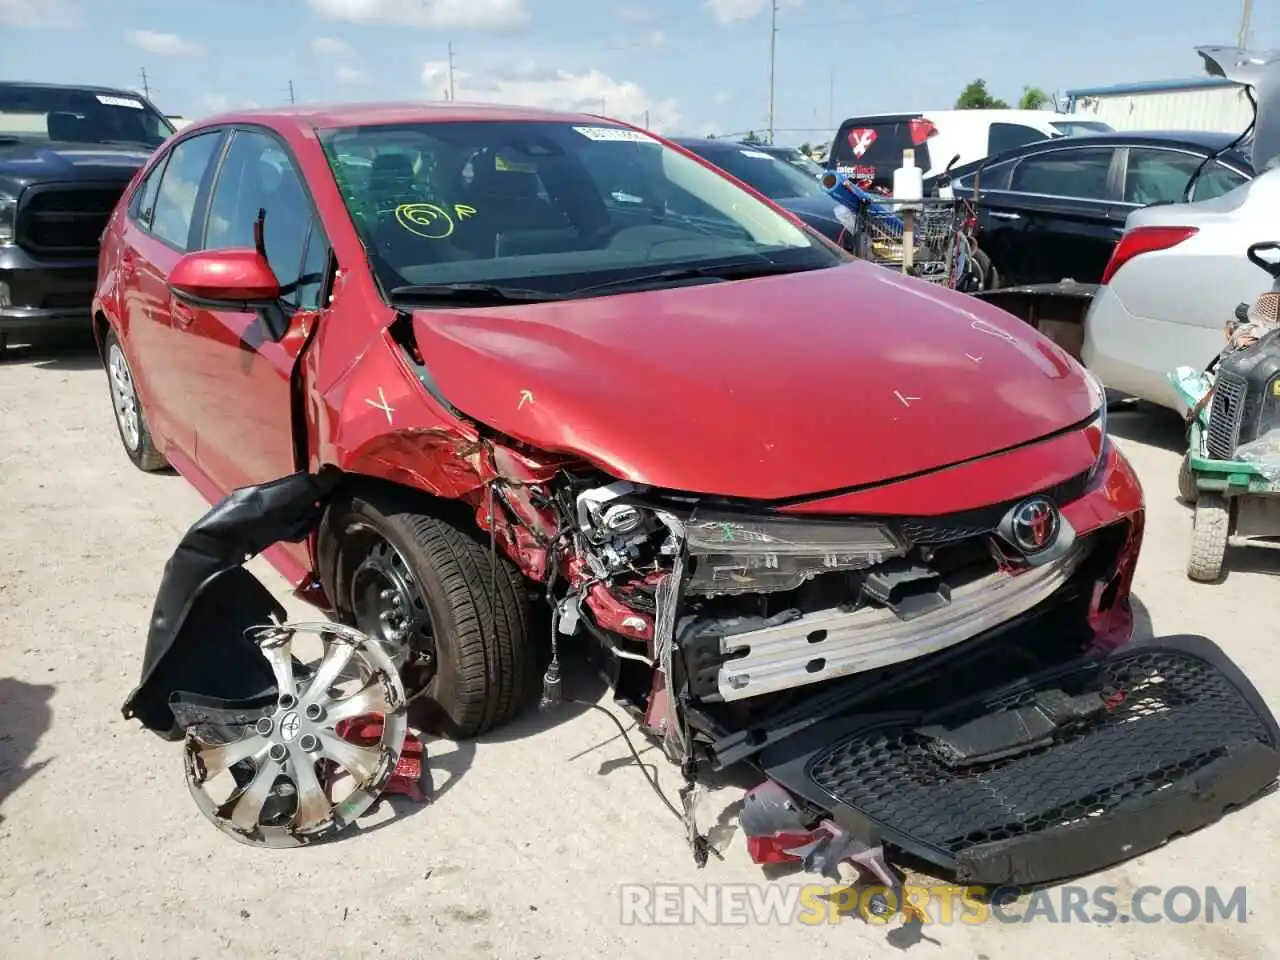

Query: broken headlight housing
<box><xmin>680</xmin><ymin>511</ymin><xmax>905</xmax><ymax>596</ymax></box>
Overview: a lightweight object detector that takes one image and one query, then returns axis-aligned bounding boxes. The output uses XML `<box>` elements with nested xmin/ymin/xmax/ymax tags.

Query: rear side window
<box><xmin>1124</xmin><ymin>148</ymin><xmax>1249</xmax><ymax>204</ymax></box>
<box><xmin>150</xmin><ymin>131</ymin><xmax>222</xmax><ymax>250</ymax></box>
<box><xmin>987</xmin><ymin>123</ymin><xmax>1052</xmax><ymax>157</ymax></box>
<box><xmin>1009</xmin><ymin>147</ymin><xmax>1115</xmax><ymax>199</ymax></box>
<box><xmin>830</xmin><ymin>118</ymin><xmax>931</xmax><ymax>180</ymax></box>
<box><xmin>128</xmin><ymin>157</ymin><xmax>168</xmax><ymax>230</ymax></box>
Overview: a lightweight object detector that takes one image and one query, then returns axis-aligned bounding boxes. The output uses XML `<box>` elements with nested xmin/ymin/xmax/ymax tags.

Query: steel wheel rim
<box><xmin>349</xmin><ymin>531</ymin><xmax>436</xmax><ymax>667</ymax></box>
<box><xmin>107</xmin><ymin>344</ymin><xmax>141</xmax><ymax>451</ymax></box>
<box><xmin>183</xmin><ymin>621</ymin><xmax>407</xmax><ymax>848</ymax></box>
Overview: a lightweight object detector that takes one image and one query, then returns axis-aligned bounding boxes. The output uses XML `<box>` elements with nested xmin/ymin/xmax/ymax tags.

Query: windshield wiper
<box><xmin>569</xmin><ymin>260</ymin><xmax>817</xmax><ymax>297</ymax></box>
<box><xmin>388</xmin><ymin>283</ymin><xmax>563</xmax><ymax>305</ymax></box>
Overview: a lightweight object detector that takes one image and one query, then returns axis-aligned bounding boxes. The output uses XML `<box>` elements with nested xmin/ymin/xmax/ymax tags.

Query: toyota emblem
<box><xmin>1008</xmin><ymin>497</ymin><xmax>1060</xmax><ymax>553</ymax></box>
<box><xmin>279</xmin><ymin>711</ymin><xmax>302</xmax><ymax>742</ymax></box>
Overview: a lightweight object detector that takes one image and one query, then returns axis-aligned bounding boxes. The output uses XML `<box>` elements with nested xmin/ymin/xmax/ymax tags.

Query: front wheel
<box><xmin>325</xmin><ymin>490</ymin><xmax>536</xmax><ymax>739</ymax></box>
<box><xmin>1187</xmin><ymin>492</ymin><xmax>1230</xmax><ymax>583</ymax></box>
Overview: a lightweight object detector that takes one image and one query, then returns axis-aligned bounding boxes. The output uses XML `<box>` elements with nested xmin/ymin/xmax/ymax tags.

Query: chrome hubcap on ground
<box><xmin>107</xmin><ymin>344</ymin><xmax>140</xmax><ymax>451</ymax></box>
<box><xmin>184</xmin><ymin>621</ymin><xmax>407</xmax><ymax>848</ymax></box>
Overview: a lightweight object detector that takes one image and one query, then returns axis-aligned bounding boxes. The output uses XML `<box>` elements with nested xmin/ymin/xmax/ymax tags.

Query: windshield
<box><xmin>319</xmin><ymin>121</ymin><xmax>842</xmax><ymax>298</ymax></box>
<box><xmin>691</xmin><ymin>145</ymin><xmax>828</xmax><ymax>200</ymax></box>
<box><xmin>1050</xmin><ymin>120</ymin><xmax>1114</xmax><ymax>137</ymax></box>
<box><xmin>0</xmin><ymin>86</ymin><xmax>173</xmax><ymax>147</ymax></box>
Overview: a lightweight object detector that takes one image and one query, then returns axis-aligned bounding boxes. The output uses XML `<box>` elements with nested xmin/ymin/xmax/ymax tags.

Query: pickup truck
<box><xmin>1</xmin><ymin>81</ymin><xmax>173</xmax><ymax>351</ymax></box>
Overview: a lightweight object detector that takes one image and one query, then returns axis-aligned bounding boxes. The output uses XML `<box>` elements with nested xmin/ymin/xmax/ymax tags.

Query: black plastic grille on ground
<box><xmin>806</xmin><ymin>648</ymin><xmax>1275</xmax><ymax>857</ymax></box>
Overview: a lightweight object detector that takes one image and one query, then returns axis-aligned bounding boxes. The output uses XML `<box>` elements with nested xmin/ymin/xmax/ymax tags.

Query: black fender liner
<box><xmin>121</xmin><ymin>468</ymin><xmax>342</xmax><ymax>734</ymax></box>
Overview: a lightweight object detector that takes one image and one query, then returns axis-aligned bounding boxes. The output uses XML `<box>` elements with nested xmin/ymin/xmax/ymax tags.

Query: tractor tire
<box><xmin>1177</xmin><ymin>452</ymin><xmax>1198</xmax><ymax>504</ymax></box>
<box><xmin>326</xmin><ymin>489</ymin><xmax>536</xmax><ymax>739</ymax></box>
<box><xmin>1187</xmin><ymin>492</ymin><xmax>1230</xmax><ymax>583</ymax></box>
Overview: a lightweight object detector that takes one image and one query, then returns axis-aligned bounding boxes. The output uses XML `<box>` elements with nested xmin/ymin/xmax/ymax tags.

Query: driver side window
<box><xmin>203</xmin><ymin>129</ymin><xmax>330</xmax><ymax>309</ymax></box>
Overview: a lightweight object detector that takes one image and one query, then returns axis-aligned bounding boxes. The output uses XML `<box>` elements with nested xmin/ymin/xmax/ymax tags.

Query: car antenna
<box><xmin>253</xmin><ymin>207</ymin><xmax>268</xmax><ymax>259</ymax></box>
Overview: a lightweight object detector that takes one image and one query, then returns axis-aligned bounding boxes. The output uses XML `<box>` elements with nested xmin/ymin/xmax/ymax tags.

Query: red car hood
<box><xmin>410</xmin><ymin>261</ymin><xmax>1096</xmax><ymax>500</ymax></box>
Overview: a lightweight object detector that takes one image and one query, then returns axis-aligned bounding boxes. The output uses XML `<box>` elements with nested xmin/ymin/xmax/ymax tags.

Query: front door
<box><xmin>177</xmin><ymin>127</ymin><xmax>332</xmax><ymax>579</ymax></box>
<box><xmin>1001</xmin><ymin>145</ymin><xmax>1119</xmax><ymax>285</ymax></box>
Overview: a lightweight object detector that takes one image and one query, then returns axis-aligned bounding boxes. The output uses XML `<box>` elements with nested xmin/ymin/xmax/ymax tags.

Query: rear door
<box><xmin>116</xmin><ymin>129</ymin><xmax>225</xmax><ymax>459</ymax></box>
<box><xmin>829</xmin><ymin>115</ymin><xmax>933</xmax><ymax>191</ymax></box>
<box><xmin>974</xmin><ymin>144</ymin><xmax>1122</xmax><ymax>285</ymax></box>
<box><xmin>1117</xmin><ymin>145</ymin><xmax>1251</xmax><ymax>207</ymax></box>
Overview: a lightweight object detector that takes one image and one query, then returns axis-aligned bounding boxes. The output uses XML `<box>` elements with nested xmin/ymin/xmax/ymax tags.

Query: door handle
<box><xmin>987</xmin><ymin>211</ymin><xmax>1022</xmax><ymax>221</ymax></box>
<box><xmin>171</xmin><ymin>302</ymin><xmax>195</xmax><ymax>329</ymax></box>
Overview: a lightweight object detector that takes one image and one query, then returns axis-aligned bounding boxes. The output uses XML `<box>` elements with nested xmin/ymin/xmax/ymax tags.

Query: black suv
<box><xmin>1</xmin><ymin>82</ymin><xmax>173</xmax><ymax>350</ymax></box>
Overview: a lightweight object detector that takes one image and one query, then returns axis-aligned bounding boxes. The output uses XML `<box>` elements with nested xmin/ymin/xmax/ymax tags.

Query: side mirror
<box><xmin>168</xmin><ymin>249</ymin><xmax>281</xmax><ymax>308</ymax></box>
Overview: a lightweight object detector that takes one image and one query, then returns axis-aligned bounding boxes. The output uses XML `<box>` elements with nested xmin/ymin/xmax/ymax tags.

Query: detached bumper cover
<box><xmin>759</xmin><ymin>634</ymin><xmax>1279</xmax><ymax>885</ymax></box>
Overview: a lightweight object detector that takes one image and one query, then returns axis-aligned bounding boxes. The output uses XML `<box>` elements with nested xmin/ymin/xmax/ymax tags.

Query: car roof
<box><xmin>0</xmin><ymin>80</ymin><xmax>154</xmax><ymax>99</ymax></box>
<box><xmin>838</xmin><ymin>109</ymin><xmax>1079</xmax><ymax>126</ymax></box>
<box><xmin>186</xmin><ymin>101</ymin><xmax>619</xmax><ymax>133</ymax></box>
<box><xmin>943</xmin><ymin>129</ymin><xmax>1255</xmax><ymax>178</ymax></box>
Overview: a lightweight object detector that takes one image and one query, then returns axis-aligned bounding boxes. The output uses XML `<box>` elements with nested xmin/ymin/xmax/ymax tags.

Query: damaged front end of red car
<box><xmin>121</xmin><ymin>305</ymin><xmax>1280</xmax><ymax>897</ymax></box>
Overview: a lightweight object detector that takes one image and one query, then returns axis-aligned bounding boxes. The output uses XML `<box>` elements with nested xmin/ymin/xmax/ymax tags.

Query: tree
<box><xmin>799</xmin><ymin>141</ymin><xmax>813</xmax><ymax>154</ymax></box>
<box><xmin>741</xmin><ymin>130</ymin><xmax>765</xmax><ymax>144</ymax></box>
<box><xmin>1019</xmin><ymin>86</ymin><xmax>1052</xmax><ymax>111</ymax></box>
<box><xmin>955</xmin><ymin>79</ymin><xmax>1009</xmax><ymax>110</ymax></box>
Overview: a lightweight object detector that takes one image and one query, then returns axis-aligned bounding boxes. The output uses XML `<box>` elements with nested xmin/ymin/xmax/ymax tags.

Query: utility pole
<box><xmin>1238</xmin><ymin>0</ymin><xmax>1253</xmax><ymax>47</ymax></box>
<box><xmin>139</xmin><ymin>67</ymin><xmax>150</xmax><ymax>100</ymax></box>
<box><xmin>767</xmin><ymin>0</ymin><xmax>778</xmax><ymax>144</ymax></box>
<box><xmin>447</xmin><ymin>42</ymin><xmax>456</xmax><ymax>100</ymax></box>
<box><xmin>287</xmin><ymin>80</ymin><xmax>295</xmax><ymax>105</ymax></box>
<box><xmin>644</xmin><ymin>109</ymin><xmax>650</xmax><ymax>129</ymax></box>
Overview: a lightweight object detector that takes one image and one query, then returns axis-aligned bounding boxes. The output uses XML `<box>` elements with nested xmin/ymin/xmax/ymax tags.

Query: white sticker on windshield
<box><xmin>739</xmin><ymin>149</ymin><xmax>774</xmax><ymax>159</ymax></box>
<box><xmin>96</xmin><ymin>94</ymin><xmax>145</xmax><ymax>109</ymax></box>
<box><xmin>573</xmin><ymin>126</ymin><xmax>654</xmax><ymax>142</ymax></box>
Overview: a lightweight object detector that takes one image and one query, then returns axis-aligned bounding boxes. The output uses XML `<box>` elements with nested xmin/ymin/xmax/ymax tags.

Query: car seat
<box><xmin>368</xmin><ymin>152</ymin><xmax>467</xmax><ymax>268</ymax></box>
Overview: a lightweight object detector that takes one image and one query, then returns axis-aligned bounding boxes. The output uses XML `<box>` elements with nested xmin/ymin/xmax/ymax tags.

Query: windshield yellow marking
<box><xmin>394</xmin><ymin>202</ymin><xmax>480</xmax><ymax>238</ymax></box>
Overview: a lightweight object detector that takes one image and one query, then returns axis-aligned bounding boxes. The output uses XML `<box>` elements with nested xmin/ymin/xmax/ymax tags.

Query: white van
<box><xmin>827</xmin><ymin>109</ymin><xmax>1113</xmax><ymax>189</ymax></box>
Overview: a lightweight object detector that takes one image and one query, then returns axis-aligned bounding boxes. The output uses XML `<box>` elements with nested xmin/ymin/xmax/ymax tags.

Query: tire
<box><xmin>103</xmin><ymin>329</ymin><xmax>167</xmax><ymax>472</ymax></box>
<box><xmin>1187</xmin><ymin>492</ymin><xmax>1230</xmax><ymax>583</ymax></box>
<box><xmin>1177</xmin><ymin>452</ymin><xmax>1198</xmax><ymax>504</ymax></box>
<box><xmin>326</xmin><ymin>489</ymin><xmax>535</xmax><ymax>739</ymax></box>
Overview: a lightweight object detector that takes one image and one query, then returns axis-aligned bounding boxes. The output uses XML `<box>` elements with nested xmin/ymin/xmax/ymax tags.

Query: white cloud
<box><xmin>311</xmin><ymin>36</ymin><xmax>352</xmax><ymax>56</ymax></box>
<box><xmin>0</xmin><ymin>0</ymin><xmax>83</xmax><ymax>27</ymax></box>
<box><xmin>125</xmin><ymin>28</ymin><xmax>203</xmax><ymax>56</ymax></box>
<box><xmin>201</xmin><ymin>93</ymin><xmax>261</xmax><ymax>115</ymax></box>
<box><xmin>703</xmin><ymin>0</ymin><xmax>802</xmax><ymax>24</ymax></box>
<box><xmin>615</xmin><ymin>4</ymin><xmax>654</xmax><ymax>23</ymax></box>
<box><xmin>421</xmin><ymin>60</ymin><xmax>680</xmax><ymax>132</ymax></box>
<box><xmin>647</xmin><ymin>29</ymin><xmax>665</xmax><ymax>47</ymax></box>
<box><xmin>309</xmin><ymin>0</ymin><xmax>529</xmax><ymax>30</ymax></box>
<box><xmin>336</xmin><ymin>65</ymin><xmax>369</xmax><ymax>85</ymax></box>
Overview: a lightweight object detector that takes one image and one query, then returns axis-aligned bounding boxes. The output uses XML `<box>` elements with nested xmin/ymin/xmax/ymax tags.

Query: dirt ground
<box><xmin>1</xmin><ymin>339</ymin><xmax>1277</xmax><ymax>960</ymax></box>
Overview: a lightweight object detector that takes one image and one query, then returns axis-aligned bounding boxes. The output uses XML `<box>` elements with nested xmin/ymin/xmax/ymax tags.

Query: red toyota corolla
<box><xmin>100</xmin><ymin>104</ymin><xmax>1279</xmax><ymax>879</ymax></box>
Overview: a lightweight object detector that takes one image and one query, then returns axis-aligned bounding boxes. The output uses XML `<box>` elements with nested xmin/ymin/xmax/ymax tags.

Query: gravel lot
<box><xmin>1</xmin><ymin>338</ymin><xmax>1277</xmax><ymax>960</ymax></box>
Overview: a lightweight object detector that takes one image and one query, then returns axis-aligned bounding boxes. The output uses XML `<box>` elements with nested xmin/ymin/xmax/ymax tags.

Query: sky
<box><xmin>1</xmin><ymin>0</ymin><xmax>1274</xmax><ymax>144</ymax></box>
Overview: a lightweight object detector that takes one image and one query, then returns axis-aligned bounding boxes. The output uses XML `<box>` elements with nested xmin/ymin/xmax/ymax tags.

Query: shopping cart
<box><xmin>848</xmin><ymin>196</ymin><xmax>969</xmax><ymax>286</ymax></box>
